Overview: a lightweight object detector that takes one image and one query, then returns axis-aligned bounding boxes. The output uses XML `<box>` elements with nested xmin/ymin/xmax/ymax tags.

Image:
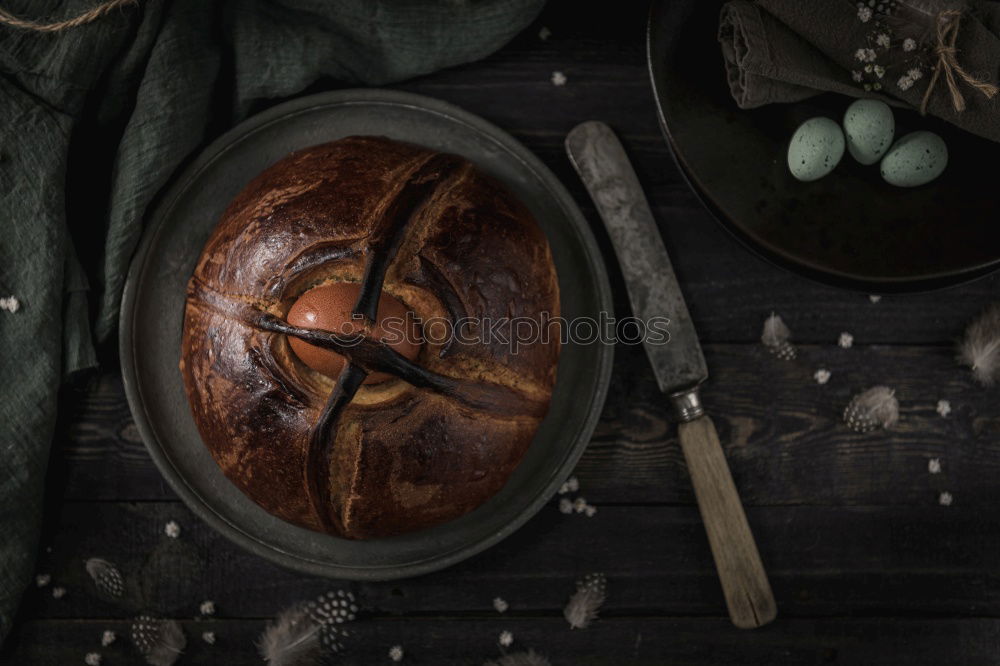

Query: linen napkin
<box><xmin>719</xmin><ymin>0</ymin><xmax>1000</xmax><ymax>142</ymax></box>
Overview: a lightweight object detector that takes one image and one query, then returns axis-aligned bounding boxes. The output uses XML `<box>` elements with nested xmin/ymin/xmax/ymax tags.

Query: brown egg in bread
<box><xmin>180</xmin><ymin>136</ymin><xmax>560</xmax><ymax>539</ymax></box>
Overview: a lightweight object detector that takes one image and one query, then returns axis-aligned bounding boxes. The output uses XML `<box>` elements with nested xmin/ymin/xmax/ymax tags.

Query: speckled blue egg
<box><xmin>787</xmin><ymin>117</ymin><xmax>845</xmax><ymax>182</ymax></box>
<box><xmin>843</xmin><ymin>99</ymin><xmax>895</xmax><ymax>165</ymax></box>
<box><xmin>880</xmin><ymin>131</ymin><xmax>948</xmax><ymax>187</ymax></box>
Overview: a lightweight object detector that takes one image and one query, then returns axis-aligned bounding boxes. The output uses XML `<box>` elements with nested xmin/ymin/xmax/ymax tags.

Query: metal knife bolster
<box><xmin>670</xmin><ymin>389</ymin><xmax>704</xmax><ymax>422</ymax></box>
<box><xmin>566</xmin><ymin>121</ymin><xmax>708</xmax><ymax>421</ymax></box>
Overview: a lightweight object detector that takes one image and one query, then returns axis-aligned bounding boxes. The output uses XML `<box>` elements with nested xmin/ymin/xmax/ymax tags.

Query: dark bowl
<box><xmin>648</xmin><ymin>0</ymin><xmax>1000</xmax><ymax>292</ymax></box>
<box><xmin>120</xmin><ymin>89</ymin><xmax>613</xmax><ymax>579</ymax></box>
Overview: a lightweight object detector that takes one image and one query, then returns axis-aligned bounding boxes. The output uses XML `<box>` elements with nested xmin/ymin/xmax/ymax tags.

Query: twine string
<box><xmin>920</xmin><ymin>9</ymin><xmax>999</xmax><ymax>114</ymax></box>
<box><xmin>0</xmin><ymin>0</ymin><xmax>137</xmax><ymax>33</ymax></box>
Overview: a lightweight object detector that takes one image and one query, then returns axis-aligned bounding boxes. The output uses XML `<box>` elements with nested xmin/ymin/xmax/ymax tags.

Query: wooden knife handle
<box><xmin>678</xmin><ymin>415</ymin><xmax>777</xmax><ymax>629</ymax></box>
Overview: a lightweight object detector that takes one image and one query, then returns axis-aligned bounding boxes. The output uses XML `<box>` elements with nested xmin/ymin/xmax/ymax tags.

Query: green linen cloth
<box><xmin>0</xmin><ymin>0</ymin><xmax>544</xmax><ymax>640</ymax></box>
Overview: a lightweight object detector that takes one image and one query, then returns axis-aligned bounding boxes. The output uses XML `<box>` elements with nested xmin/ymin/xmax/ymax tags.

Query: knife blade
<box><xmin>566</xmin><ymin>120</ymin><xmax>776</xmax><ymax>629</ymax></box>
<box><xmin>565</xmin><ymin>121</ymin><xmax>706</xmax><ymax>399</ymax></box>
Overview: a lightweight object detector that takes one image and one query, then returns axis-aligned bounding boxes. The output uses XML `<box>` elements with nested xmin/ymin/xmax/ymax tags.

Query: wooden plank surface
<box><xmin>6</xmin><ymin>617</ymin><xmax>1000</xmax><ymax>666</ymax></box>
<box><xmin>57</xmin><ymin>343</ymin><xmax>1000</xmax><ymax>506</ymax></box>
<box><xmin>16</xmin><ymin>501</ymin><xmax>1000</xmax><ymax>621</ymax></box>
<box><xmin>5</xmin><ymin>1</ymin><xmax>1000</xmax><ymax>664</ymax></box>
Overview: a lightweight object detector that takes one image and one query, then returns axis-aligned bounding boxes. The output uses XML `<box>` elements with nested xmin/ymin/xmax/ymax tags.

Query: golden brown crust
<box><xmin>180</xmin><ymin>136</ymin><xmax>560</xmax><ymax>539</ymax></box>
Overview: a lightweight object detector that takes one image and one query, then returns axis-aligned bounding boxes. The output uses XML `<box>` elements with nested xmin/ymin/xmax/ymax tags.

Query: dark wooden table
<box><xmin>5</xmin><ymin>3</ymin><xmax>1000</xmax><ymax>664</ymax></box>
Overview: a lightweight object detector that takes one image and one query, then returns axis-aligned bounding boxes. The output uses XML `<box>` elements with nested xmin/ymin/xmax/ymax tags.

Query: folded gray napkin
<box><xmin>719</xmin><ymin>0</ymin><xmax>1000</xmax><ymax>142</ymax></box>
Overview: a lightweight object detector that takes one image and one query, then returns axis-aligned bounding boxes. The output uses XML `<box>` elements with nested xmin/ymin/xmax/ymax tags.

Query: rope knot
<box><xmin>920</xmin><ymin>9</ymin><xmax>999</xmax><ymax>114</ymax></box>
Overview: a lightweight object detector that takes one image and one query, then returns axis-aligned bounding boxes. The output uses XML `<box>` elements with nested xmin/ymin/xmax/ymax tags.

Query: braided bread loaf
<box><xmin>180</xmin><ymin>136</ymin><xmax>560</xmax><ymax>539</ymax></box>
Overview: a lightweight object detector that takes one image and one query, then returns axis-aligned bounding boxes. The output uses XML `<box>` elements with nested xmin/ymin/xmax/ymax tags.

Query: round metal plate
<box><xmin>648</xmin><ymin>0</ymin><xmax>1000</xmax><ymax>292</ymax></box>
<box><xmin>120</xmin><ymin>89</ymin><xmax>613</xmax><ymax>580</ymax></box>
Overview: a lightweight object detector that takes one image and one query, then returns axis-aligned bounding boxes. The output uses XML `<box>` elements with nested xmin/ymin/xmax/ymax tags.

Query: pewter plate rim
<box><xmin>119</xmin><ymin>88</ymin><xmax>614</xmax><ymax>579</ymax></box>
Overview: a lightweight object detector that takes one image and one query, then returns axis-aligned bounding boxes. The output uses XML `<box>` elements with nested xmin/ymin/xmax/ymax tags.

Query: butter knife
<box><xmin>566</xmin><ymin>121</ymin><xmax>776</xmax><ymax>629</ymax></box>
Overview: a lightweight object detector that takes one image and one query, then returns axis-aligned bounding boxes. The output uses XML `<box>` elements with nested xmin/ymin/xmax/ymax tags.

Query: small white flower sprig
<box><xmin>557</xmin><ymin>476</ymin><xmax>597</xmax><ymax>517</ymax></box>
<box><xmin>850</xmin><ymin>0</ymin><xmax>930</xmax><ymax>94</ymax></box>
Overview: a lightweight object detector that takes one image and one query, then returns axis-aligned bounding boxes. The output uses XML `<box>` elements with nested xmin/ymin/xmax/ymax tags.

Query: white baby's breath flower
<box><xmin>814</xmin><ymin>369</ymin><xmax>832</xmax><ymax>385</ymax></box>
<box><xmin>550</xmin><ymin>71</ymin><xmax>567</xmax><ymax>87</ymax></box>
<box><xmin>84</xmin><ymin>653</ymin><xmax>101</xmax><ymax>666</ymax></box>
<box><xmin>101</xmin><ymin>630</ymin><xmax>116</xmax><ymax>647</ymax></box>
<box><xmin>874</xmin><ymin>65</ymin><xmax>886</xmax><ymax>79</ymax></box>
<box><xmin>903</xmin><ymin>37</ymin><xmax>917</xmax><ymax>52</ymax></box>
<box><xmin>936</xmin><ymin>400</ymin><xmax>951</xmax><ymax>417</ymax></box>
<box><xmin>202</xmin><ymin>631</ymin><xmax>216</xmax><ymax>645</ymax></box>
<box><xmin>499</xmin><ymin>630</ymin><xmax>514</xmax><ymax>647</ymax></box>
<box><xmin>869</xmin><ymin>295</ymin><xmax>882</xmax><ymax>303</ymax></box>
<box><xmin>839</xmin><ymin>332</ymin><xmax>854</xmax><ymax>348</ymax></box>
<box><xmin>558</xmin><ymin>476</ymin><xmax>579</xmax><ymax>495</ymax></box>
<box><xmin>35</xmin><ymin>574</ymin><xmax>51</xmax><ymax>588</ymax></box>
<box><xmin>493</xmin><ymin>597</ymin><xmax>509</xmax><ymax>614</ymax></box>
<box><xmin>573</xmin><ymin>497</ymin><xmax>588</xmax><ymax>514</ymax></box>
<box><xmin>389</xmin><ymin>645</ymin><xmax>404</xmax><ymax>662</ymax></box>
<box><xmin>199</xmin><ymin>600</ymin><xmax>216</xmax><ymax>616</ymax></box>
<box><xmin>164</xmin><ymin>521</ymin><xmax>181</xmax><ymax>538</ymax></box>
<box><xmin>558</xmin><ymin>498</ymin><xmax>573</xmax><ymax>514</ymax></box>
<box><xmin>0</xmin><ymin>296</ymin><xmax>20</xmax><ymax>313</ymax></box>
<box><xmin>864</xmin><ymin>64</ymin><xmax>874</xmax><ymax>73</ymax></box>
<box><xmin>852</xmin><ymin>70</ymin><xmax>864</xmax><ymax>82</ymax></box>
<box><xmin>873</xmin><ymin>82</ymin><xmax>883</xmax><ymax>90</ymax></box>
<box><xmin>52</xmin><ymin>587</ymin><xmax>66</xmax><ymax>599</ymax></box>
<box><xmin>939</xmin><ymin>491</ymin><xmax>953</xmax><ymax>506</ymax></box>
<box><xmin>858</xmin><ymin>6</ymin><xmax>873</xmax><ymax>22</ymax></box>
<box><xmin>876</xmin><ymin>33</ymin><xmax>891</xmax><ymax>48</ymax></box>
<box><xmin>928</xmin><ymin>458</ymin><xmax>942</xmax><ymax>474</ymax></box>
<box><xmin>898</xmin><ymin>75</ymin><xmax>914</xmax><ymax>91</ymax></box>
<box><xmin>908</xmin><ymin>67</ymin><xmax>923</xmax><ymax>81</ymax></box>
<box><xmin>584</xmin><ymin>505</ymin><xmax>597</xmax><ymax>518</ymax></box>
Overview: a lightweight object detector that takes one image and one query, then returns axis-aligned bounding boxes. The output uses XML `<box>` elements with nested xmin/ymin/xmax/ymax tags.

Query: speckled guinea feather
<box><xmin>958</xmin><ymin>303</ymin><xmax>1000</xmax><ymax>386</ymax></box>
<box><xmin>130</xmin><ymin>616</ymin><xmax>185</xmax><ymax>666</ymax></box>
<box><xmin>85</xmin><ymin>558</ymin><xmax>124</xmax><ymax>598</ymax></box>
<box><xmin>760</xmin><ymin>312</ymin><xmax>796</xmax><ymax>360</ymax></box>
<box><xmin>844</xmin><ymin>386</ymin><xmax>899</xmax><ymax>433</ymax></box>
<box><xmin>257</xmin><ymin>607</ymin><xmax>322</xmax><ymax>666</ymax></box>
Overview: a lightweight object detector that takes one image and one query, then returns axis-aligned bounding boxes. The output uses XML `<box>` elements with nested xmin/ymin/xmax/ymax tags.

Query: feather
<box><xmin>563</xmin><ymin>573</ymin><xmax>607</xmax><ymax>630</ymax></box>
<box><xmin>85</xmin><ymin>558</ymin><xmax>124</xmax><ymax>598</ymax></box>
<box><xmin>130</xmin><ymin>616</ymin><xmax>185</xmax><ymax>666</ymax></box>
<box><xmin>257</xmin><ymin>606</ymin><xmax>322</xmax><ymax>666</ymax></box>
<box><xmin>146</xmin><ymin>620</ymin><xmax>186</xmax><ymax>666</ymax></box>
<box><xmin>760</xmin><ymin>313</ymin><xmax>797</xmax><ymax>360</ymax></box>
<box><xmin>483</xmin><ymin>650</ymin><xmax>553</xmax><ymax>666</ymax></box>
<box><xmin>843</xmin><ymin>386</ymin><xmax>899</xmax><ymax>433</ymax></box>
<box><xmin>957</xmin><ymin>303</ymin><xmax>1000</xmax><ymax>386</ymax></box>
<box><xmin>760</xmin><ymin>312</ymin><xmax>790</xmax><ymax>347</ymax></box>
